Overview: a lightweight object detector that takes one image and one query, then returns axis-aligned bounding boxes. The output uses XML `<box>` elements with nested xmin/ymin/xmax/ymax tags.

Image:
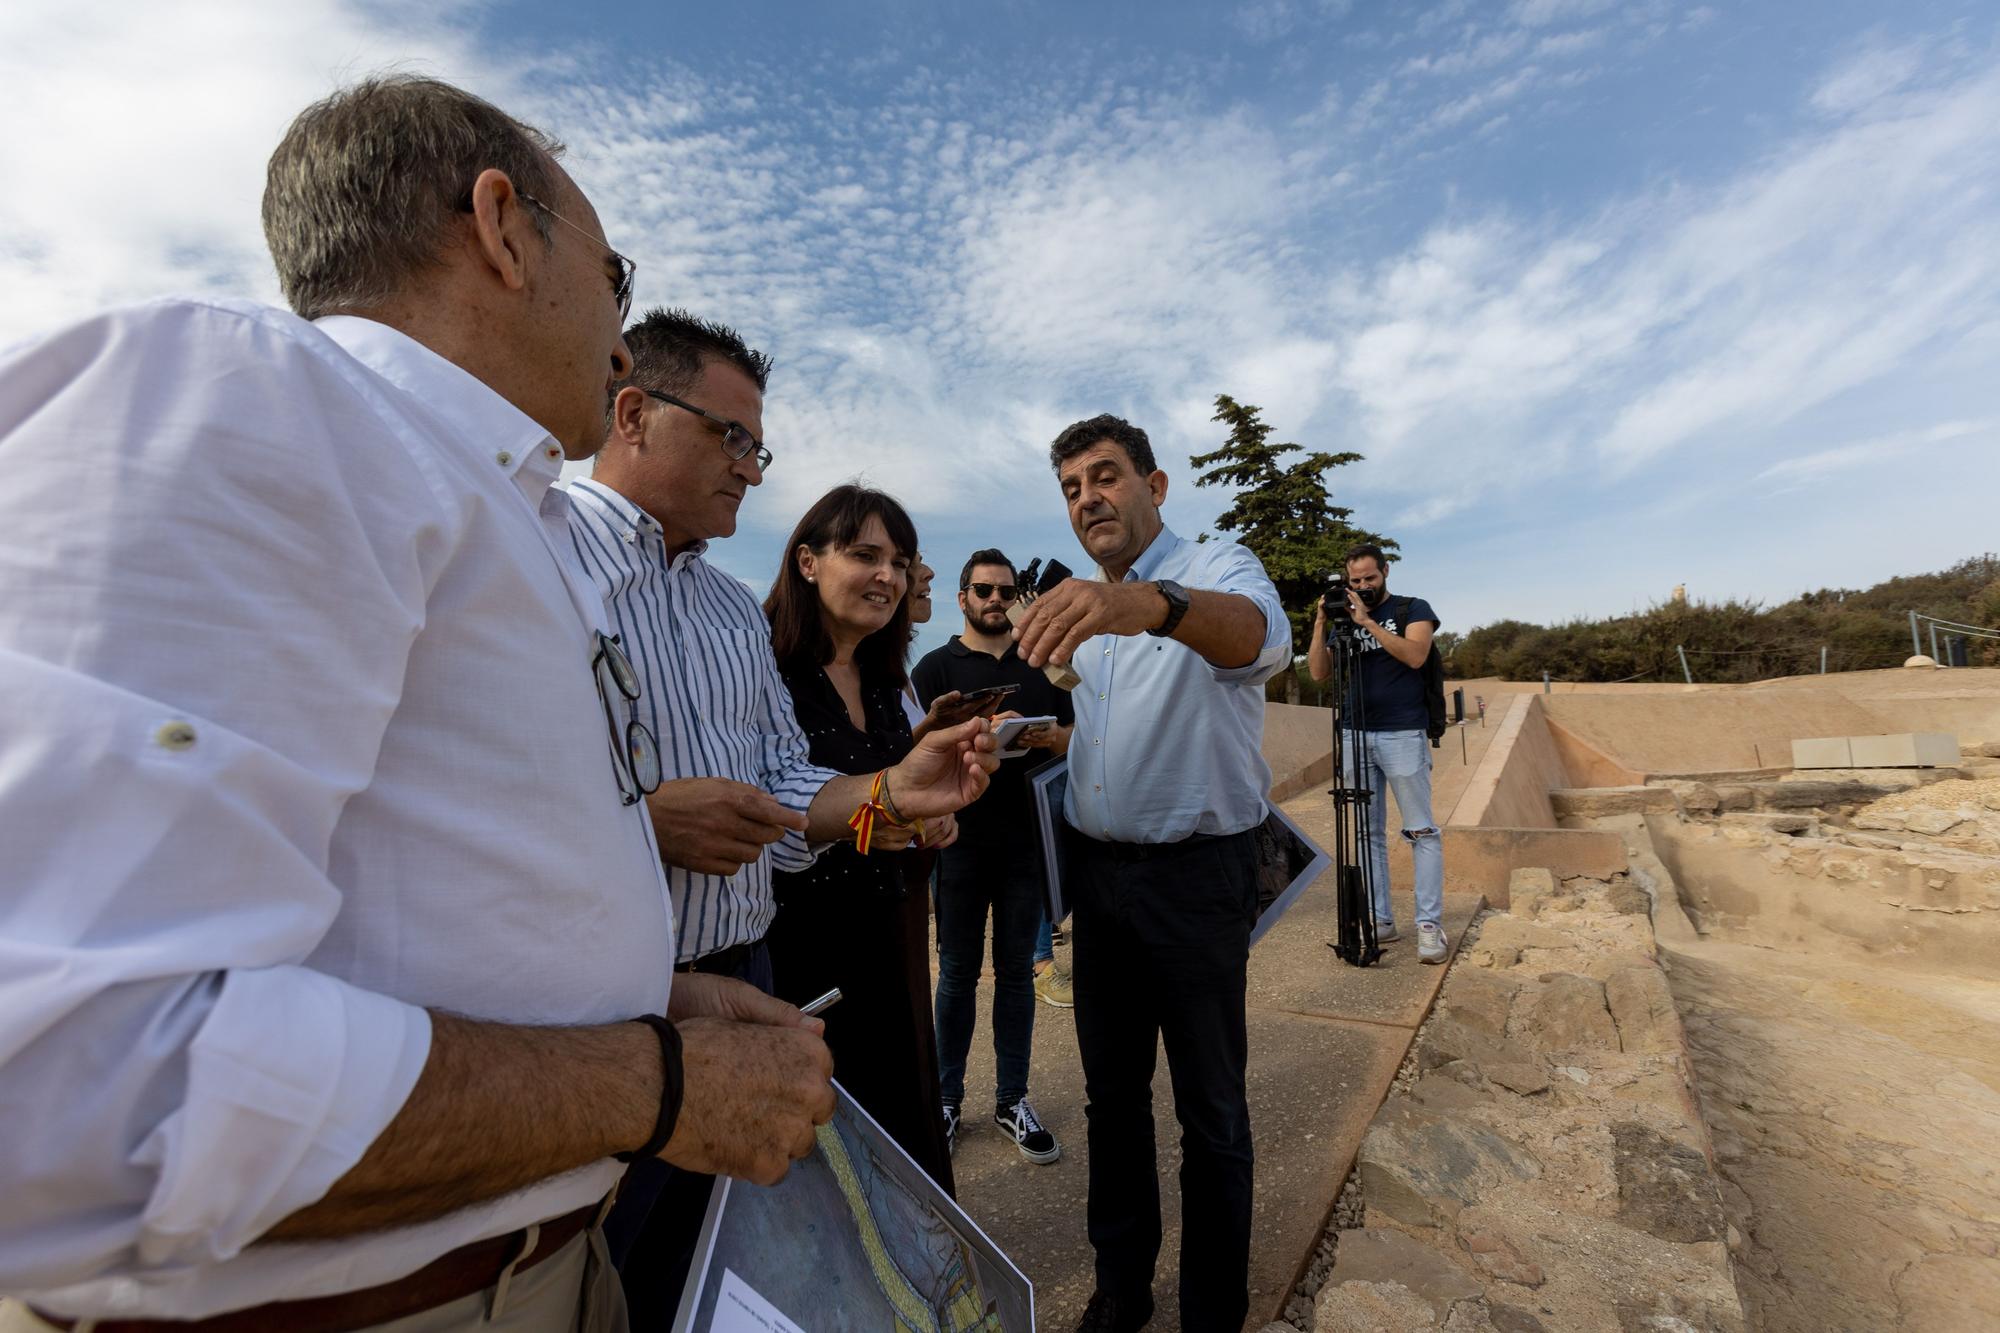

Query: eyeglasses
<box><xmin>644</xmin><ymin>390</ymin><xmax>774</xmax><ymax>471</ymax></box>
<box><xmin>963</xmin><ymin>583</ymin><xmax>1019</xmax><ymax>602</ymax></box>
<box><xmin>516</xmin><ymin>190</ymin><xmax>637</xmax><ymax>322</ymax></box>
<box><xmin>592</xmin><ymin>631</ymin><xmax>661</xmax><ymax>805</ymax></box>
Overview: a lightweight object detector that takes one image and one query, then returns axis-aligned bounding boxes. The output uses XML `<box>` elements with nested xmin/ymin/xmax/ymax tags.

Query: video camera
<box><xmin>1322</xmin><ymin>575</ymin><xmax>1353</xmax><ymax>624</ymax></box>
<box><xmin>1323</xmin><ymin>574</ymin><xmax>1385</xmax><ymax>623</ymax></box>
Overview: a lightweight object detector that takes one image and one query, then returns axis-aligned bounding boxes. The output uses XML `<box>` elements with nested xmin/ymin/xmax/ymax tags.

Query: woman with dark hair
<box><xmin>764</xmin><ymin>485</ymin><xmax>959</xmax><ymax>1191</ymax></box>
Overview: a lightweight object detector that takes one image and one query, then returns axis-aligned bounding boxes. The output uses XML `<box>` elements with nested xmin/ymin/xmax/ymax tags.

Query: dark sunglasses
<box><xmin>644</xmin><ymin>390</ymin><xmax>774</xmax><ymax>471</ymax></box>
<box><xmin>963</xmin><ymin>582</ymin><xmax>1019</xmax><ymax>602</ymax></box>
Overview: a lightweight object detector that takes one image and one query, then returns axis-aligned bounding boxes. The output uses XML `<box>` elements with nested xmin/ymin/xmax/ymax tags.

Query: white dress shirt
<box><xmin>1063</xmin><ymin>525</ymin><xmax>1292</xmax><ymax>843</ymax></box>
<box><xmin>0</xmin><ymin>299</ymin><xmax>672</xmax><ymax>1319</ymax></box>
<box><xmin>565</xmin><ymin>479</ymin><xmax>835</xmax><ymax>964</ymax></box>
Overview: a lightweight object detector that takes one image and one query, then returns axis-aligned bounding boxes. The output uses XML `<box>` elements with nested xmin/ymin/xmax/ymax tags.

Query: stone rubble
<box><xmin>1290</xmin><ymin>869</ymin><xmax>1747</xmax><ymax>1333</ymax></box>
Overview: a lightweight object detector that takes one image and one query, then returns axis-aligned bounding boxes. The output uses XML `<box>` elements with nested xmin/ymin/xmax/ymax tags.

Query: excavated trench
<box><xmin>1605</xmin><ymin>771</ymin><xmax>2000</xmax><ymax>1330</ymax></box>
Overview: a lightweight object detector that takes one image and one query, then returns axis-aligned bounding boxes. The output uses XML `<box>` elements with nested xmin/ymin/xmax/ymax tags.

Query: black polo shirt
<box><xmin>912</xmin><ymin>636</ymin><xmax>1076</xmax><ymax>846</ymax></box>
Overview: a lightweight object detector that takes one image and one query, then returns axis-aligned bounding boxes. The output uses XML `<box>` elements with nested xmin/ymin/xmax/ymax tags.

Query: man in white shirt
<box><xmin>0</xmin><ymin>76</ymin><xmax>994</xmax><ymax>1333</ymax></box>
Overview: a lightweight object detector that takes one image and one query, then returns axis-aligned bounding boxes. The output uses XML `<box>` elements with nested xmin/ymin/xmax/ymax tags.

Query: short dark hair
<box><xmin>765</xmin><ymin>485</ymin><xmax>920</xmax><ymax>690</ymax></box>
<box><xmin>1344</xmin><ymin>543</ymin><xmax>1389</xmax><ymax>574</ymax></box>
<box><xmin>264</xmin><ymin>75</ymin><xmax>566</xmax><ymax>319</ymax></box>
<box><xmin>958</xmin><ymin>548</ymin><xmax>1017</xmax><ymax>590</ymax></box>
<box><xmin>623</xmin><ymin>307</ymin><xmax>773</xmax><ymax>397</ymax></box>
<box><xmin>1049</xmin><ymin>413</ymin><xmax>1157</xmax><ymax>476</ymax></box>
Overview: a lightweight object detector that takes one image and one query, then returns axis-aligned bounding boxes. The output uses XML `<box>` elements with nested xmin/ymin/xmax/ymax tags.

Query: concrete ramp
<box><xmin>1540</xmin><ymin>691</ymin><xmax>1888</xmax><ymax>774</ymax></box>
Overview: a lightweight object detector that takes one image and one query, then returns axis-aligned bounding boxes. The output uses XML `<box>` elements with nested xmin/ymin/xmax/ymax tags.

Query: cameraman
<box><xmin>1306</xmin><ymin>544</ymin><xmax>1448</xmax><ymax>963</ymax></box>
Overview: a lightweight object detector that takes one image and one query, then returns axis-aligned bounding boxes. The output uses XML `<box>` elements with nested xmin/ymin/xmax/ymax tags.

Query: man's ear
<box><xmin>464</xmin><ymin>168</ymin><xmax>535</xmax><ymax>295</ymax></box>
<box><xmin>610</xmin><ymin>385</ymin><xmax>649</xmax><ymax>449</ymax></box>
<box><xmin>1148</xmin><ymin>469</ymin><xmax>1169</xmax><ymax>507</ymax></box>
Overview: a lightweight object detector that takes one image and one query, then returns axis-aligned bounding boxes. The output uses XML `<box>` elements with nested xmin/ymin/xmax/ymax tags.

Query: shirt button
<box><xmin>1094</xmin><ymin>784</ymin><xmax>1102</xmax><ymax>792</ymax></box>
<box><xmin>1098</xmin><ymin>693</ymin><xmax>1106</xmax><ymax>700</ymax></box>
<box><xmin>153</xmin><ymin>720</ymin><xmax>198</xmax><ymax>750</ymax></box>
<box><xmin>546</xmin><ymin>444</ymin><xmax>562</xmax><ymax>459</ymax></box>
<box><xmin>496</xmin><ymin>450</ymin><xmax>513</xmax><ymax>466</ymax></box>
<box><xmin>1103</xmin><ymin>647</ymin><xmax>1112</xmax><ymax>655</ymax></box>
<box><xmin>1093</xmin><ymin>738</ymin><xmax>1101</xmax><ymax>746</ymax></box>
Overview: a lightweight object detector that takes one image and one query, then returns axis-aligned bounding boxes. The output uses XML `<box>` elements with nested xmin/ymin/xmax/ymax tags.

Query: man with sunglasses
<box><xmin>569</xmin><ymin>311</ymin><xmax>1002</xmax><ymax>1323</ymax></box>
<box><xmin>912</xmin><ymin>550</ymin><xmax>1075</xmax><ymax>1168</ymax></box>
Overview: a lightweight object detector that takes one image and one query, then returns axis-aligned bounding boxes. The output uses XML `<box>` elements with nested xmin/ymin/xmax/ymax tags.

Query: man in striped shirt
<box><xmin>567</xmin><ymin>308</ymin><xmax>965</xmax><ymax>1322</ymax></box>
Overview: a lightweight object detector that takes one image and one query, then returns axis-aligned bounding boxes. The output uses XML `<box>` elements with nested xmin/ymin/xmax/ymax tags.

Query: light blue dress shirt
<box><xmin>1063</xmin><ymin>524</ymin><xmax>1293</xmax><ymax>843</ymax></box>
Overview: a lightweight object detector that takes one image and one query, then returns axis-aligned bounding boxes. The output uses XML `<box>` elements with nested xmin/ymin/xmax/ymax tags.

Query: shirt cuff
<box><xmin>1208</xmin><ymin>596</ymin><xmax>1293</xmax><ymax>687</ymax></box>
<box><xmin>131</xmin><ymin>966</ymin><xmax>432</xmax><ymax>1267</ymax></box>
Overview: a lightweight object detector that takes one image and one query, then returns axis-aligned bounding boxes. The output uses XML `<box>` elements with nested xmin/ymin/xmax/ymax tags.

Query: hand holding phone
<box><xmin>927</xmin><ymin>683</ymin><xmax>1020</xmax><ymax>729</ymax></box>
<box><xmin>990</xmin><ymin>714</ymin><xmax>1059</xmax><ymax>758</ymax></box>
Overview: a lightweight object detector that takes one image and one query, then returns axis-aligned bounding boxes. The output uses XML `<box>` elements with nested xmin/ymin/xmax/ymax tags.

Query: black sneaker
<box><xmin>942</xmin><ymin>1100</ymin><xmax>961</xmax><ymax>1157</ymax></box>
<box><xmin>993</xmin><ymin>1096</ymin><xmax>1061</xmax><ymax>1164</ymax></box>
<box><xmin>1073</xmin><ymin>1288</ymin><xmax>1153</xmax><ymax>1333</ymax></box>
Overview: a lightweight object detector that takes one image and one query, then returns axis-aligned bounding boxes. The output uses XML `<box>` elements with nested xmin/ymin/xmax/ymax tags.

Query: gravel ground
<box><xmin>1859</xmin><ymin>775</ymin><xmax>2000</xmax><ymax>813</ymax></box>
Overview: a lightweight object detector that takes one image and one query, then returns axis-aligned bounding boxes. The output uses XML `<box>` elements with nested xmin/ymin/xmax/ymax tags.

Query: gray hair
<box><xmin>263</xmin><ymin>75</ymin><xmax>566</xmax><ymax>319</ymax></box>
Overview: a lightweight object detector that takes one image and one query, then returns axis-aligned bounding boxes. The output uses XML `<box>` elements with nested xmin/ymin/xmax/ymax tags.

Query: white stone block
<box><xmin>1791</xmin><ymin>736</ymin><xmax>1853</xmax><ymax>769</ymax></box>
<box><xmin>1848</xmin><ymin>732</ymin><xmax>1959</xmax><ymax>768</ymax></box>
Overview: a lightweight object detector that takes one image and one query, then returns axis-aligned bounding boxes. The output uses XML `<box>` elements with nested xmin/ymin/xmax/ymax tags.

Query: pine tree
<box><xmin>1190</xmin><ymin>395</ymin><xmax>1396</xmax><ymax>698</ymax></box>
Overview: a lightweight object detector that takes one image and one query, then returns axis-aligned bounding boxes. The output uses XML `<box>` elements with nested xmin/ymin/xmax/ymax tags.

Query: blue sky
<box><xmin>4</xmin><ymin>0</ymin><xmax>1996</xmax><ymax>664</ymax></box>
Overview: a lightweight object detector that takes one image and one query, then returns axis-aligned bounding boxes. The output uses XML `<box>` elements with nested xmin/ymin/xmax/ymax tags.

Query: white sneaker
<box><xmin>1417</xmin><ymin>922</ymin><xmax>1448</xmax><ymax>964</ymax></box>
<box><xmin>1373</xmin><ymin>919</ymin><xmax>1400</xmax><ymax>943</ymax></box>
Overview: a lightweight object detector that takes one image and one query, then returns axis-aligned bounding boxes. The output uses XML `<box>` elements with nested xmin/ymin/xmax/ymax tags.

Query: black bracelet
<box><xmin>615</xmin><ymin>1014</ymin><xmax>685</xmax><ymax>1163</ymax></box>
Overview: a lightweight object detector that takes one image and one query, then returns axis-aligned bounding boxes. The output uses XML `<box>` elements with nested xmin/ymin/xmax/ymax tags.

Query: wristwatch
<box><xmin>1148</xmin><ymin>579</ymin><xmax>1190</xmax><ymax>638</ymax></box>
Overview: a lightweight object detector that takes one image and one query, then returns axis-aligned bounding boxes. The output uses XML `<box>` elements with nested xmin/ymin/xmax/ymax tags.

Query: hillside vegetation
<box><xmin>1444</xmin><ymin>554</ymin><xmax>2000</xmax><ymax>684</ymax></box>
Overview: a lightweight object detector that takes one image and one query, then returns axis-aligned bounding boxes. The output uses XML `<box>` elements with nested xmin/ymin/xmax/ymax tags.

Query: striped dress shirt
<box><xmin>566</xmin><ymin>478</ymin><xmax>836</xmax><ymax>963</ymax></box>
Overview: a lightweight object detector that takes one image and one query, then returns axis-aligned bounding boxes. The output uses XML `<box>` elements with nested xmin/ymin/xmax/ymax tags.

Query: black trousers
<box><xmin>1067</xmin><ymin>826</ymin><xmax>1258</xmax><ymax>1333</ymax></box>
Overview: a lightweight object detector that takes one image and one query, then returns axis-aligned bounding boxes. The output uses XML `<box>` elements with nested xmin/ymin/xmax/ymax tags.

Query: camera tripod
<box><xmin>1325</xmin><ymin>621</ymin><xmax>1382</xmax><ymax>968</ymax></box>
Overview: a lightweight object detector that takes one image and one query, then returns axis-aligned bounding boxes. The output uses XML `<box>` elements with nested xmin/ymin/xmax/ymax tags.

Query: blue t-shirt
<box><xmin>1330</xmin><ymin>594</ymin><xmax>1439</xmax><ymax>732</ymax></box>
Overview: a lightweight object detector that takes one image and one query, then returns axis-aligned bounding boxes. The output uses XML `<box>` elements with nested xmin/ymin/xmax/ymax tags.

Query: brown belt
<box><xmin>33</xmin><ymin>1201</ymin><xmax>600</xmax><ymax>1333</ymax></box>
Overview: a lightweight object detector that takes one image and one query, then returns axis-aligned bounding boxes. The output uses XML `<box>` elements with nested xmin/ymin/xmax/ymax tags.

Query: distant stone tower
<box><xmin>1671</xmin><ymin>584</ymin><xmax>1687</xmax><ymax>605</ymax></box>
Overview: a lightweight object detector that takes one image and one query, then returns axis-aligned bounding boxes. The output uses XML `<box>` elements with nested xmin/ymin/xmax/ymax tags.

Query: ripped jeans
<box><xmin>1341</xmin><ymin>728</ymin><xmax>1444</xmax><ymax>928</ymax></box>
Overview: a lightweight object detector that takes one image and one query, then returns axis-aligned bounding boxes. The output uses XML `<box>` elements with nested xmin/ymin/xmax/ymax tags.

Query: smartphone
<box><xmin>990</xmin><ymin>714</ymin><xmax>1058</xmax><ymax>758</ymax></box>
<box><xmin>930</xmin><ymin>683</ymin><xmax>1021</xmax><ymax>728</ymax></box>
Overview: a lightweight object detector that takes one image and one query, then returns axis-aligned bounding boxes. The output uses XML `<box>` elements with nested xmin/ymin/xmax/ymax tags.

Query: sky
<box><xmin>4</xmin><ymin>0</ymin><xmax>1997</xmax><ymax>663</ymax></box>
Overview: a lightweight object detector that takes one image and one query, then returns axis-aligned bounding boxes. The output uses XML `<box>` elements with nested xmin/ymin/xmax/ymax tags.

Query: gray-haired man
<box><xmin>0</xmin><ymin>76</ymin><xmax>994</xmax><ymax>1332</ymax></box>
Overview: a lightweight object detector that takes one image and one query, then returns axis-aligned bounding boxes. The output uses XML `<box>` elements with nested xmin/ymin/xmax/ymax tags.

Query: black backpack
<box><xmin>1386</xmin><ymin>595</ymin><xmax>1449</xmax><ymax>747</ymax></box>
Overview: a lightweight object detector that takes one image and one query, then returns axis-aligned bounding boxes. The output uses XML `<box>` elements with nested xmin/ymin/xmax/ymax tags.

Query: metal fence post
<box><xmin>1677</xmin><ymin>645</ymin><xmax>1693</xmax><ymax>684</ymax></box>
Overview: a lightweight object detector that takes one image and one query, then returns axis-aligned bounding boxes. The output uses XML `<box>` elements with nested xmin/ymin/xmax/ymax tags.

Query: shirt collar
<box><xmin>567</xmin><ymin>478</ymin><xmax>710</xmax><ymax>566</ymax></box>
<box><xmin>1109</xmin><ymin>523</ymin><xmax>1179</xmax><ymax>584</ymax></box>
<box><xmin>313</xmin><ymin>315</ymin><xmax>566</xmax><ymax>497</ymax></box>
<box><xmin>948</xmin><ymin>635</ymin><xmax>1017</xmax><ymax>660</ymax></box>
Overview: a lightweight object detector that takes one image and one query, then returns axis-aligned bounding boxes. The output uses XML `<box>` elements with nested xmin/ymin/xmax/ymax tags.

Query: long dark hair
<box><xmin>766</xmin><ymin>484</ymin><xmax>920</xmax><ymax>690</ymax></box>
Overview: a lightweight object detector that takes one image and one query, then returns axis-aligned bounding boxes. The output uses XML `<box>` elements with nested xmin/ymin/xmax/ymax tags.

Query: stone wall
<box><xmin>1301</xmin><ymin>869</ymin><xmax>1746</xmax><ymax>1332</ymax></box>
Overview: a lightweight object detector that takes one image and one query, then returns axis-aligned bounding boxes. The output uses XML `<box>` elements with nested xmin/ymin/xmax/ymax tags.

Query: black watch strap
<box><xmin>615</xmin><ymin>1014</ymin><xmax>685</xmax><ymax>1163</ymax></box>
<box><xmin>1147</xmin><ymin>579</ymin><xmax>1190</xmax><ymax>638</ymax></box>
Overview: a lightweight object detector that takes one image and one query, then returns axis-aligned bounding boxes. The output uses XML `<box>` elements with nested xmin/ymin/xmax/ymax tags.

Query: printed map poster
<box><xmin>673</xmin><ymin>1079</ymin><xmax>1033</xmax><ymax>1333</ymax></box>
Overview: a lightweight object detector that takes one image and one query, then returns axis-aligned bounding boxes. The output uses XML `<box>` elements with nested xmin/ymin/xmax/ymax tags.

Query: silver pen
<box><xmin>801</xmin><ymin>987</ymin><xmax>842</xmax><ymax>1016</ymax></box>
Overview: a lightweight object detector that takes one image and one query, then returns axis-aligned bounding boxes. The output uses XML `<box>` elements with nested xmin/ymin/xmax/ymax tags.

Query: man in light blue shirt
<box><xmin>1013</xmin><ymin>414</ymin><xmax>1290</xmax><ymax>1333</ymax></box>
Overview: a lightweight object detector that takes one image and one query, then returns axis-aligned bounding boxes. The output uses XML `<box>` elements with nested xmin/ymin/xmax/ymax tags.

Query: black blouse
<box><xmin>772</xmin><ymin>661</ymin><xmax>914</xmax><ymax>905</ymax></box>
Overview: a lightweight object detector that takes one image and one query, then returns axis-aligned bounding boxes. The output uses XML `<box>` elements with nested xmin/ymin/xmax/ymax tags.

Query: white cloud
<box><xmin>1752</xmin><ymin>420</ymin><xmax>1994</xmax><ymax>487</ymax></box>
<box><xmin>1507</xmin><ymin>0</ymin><xmax>1614</xmax><ymax>30</ymax></box>
<box><xmin>0</xmin><ymin>0</ymin><xmax>506</xmax><ymax>344</ymax></box>
<box><xmin>1810</xmin><ymin>39</ymin><xmax>1924</xmax><ymax>116</ymax></box>
<box><xmin>1322</xmin><ymin>51</ymin><xmax>2000</xmax><ymax>509</ymax></box>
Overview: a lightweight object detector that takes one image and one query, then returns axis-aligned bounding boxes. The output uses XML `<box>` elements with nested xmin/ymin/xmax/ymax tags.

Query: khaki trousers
<box><xmin>1</xmin><ymin>1227</ymin><xmax>628</xmax><ymax>1333</ymax></box>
